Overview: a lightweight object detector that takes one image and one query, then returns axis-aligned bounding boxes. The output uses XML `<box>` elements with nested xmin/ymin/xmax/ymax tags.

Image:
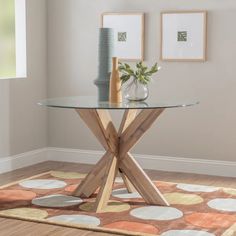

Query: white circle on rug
<box><xmin>19</xmin><ymin>179</ymin><xmax>67</xmax><ymax>189</ymax></box>
<box><xmin>32</xmin><ymin>194</ymin><xmax>83</xmax><ymax>207</ymax></box>
<box><xmin>115</xmin><ymin>177</ymin><xmax>123</xmax><ymax>183</ymax></box>
<box><xmin>112</xmin><ymin>188</ymin><xmax>141</xmax><ymax>199</ymax></box>
<box><xmin>130</xmin><ymin>206</ymin><xmax>183</xmax><ymax>221</ymax></box>
<box><xmin>47</xmin><ymin>214</ymin><xmax>100</xmax><ymax>226</ymax></box>
<box><xmin>207</xmin><ymin>198</ymin><xmax>236</xmax><ymax>212</ymax></box>
<box><xmin>177</xmin><ymin>183</ymin><xmax>219</xmax><ymax>193</ymax></box>
<box><xmin>161</xmin><ymin>230</ymin><xmax>215</xmax><ymax>236</ymax></box>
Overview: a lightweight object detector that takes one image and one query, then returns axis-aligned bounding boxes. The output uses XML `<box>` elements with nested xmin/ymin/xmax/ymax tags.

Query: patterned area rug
<box><xmin>0</xmin><ymin>171</ymin><xmax>236</xmax><ymax>236</ymax></box>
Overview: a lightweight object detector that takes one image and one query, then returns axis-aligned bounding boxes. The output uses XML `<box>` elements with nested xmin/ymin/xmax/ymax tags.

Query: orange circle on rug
<box><xmin>185</xmin><ymin>212</ymin><xmax>236</xmax><ymax>228</ymax></box>
<box><xmin>65</xmin><ymin>184</ymin><xmax>99</xmax><ymax>194</ymax></box>
<box><xmin>154</xmin><ymin>181</ymin><xmax>175</xmax><ymax>188</ymax></box>
<box><xmin>65</xmin><ymin>184</ymin><xmax>79</xmax><ymax>193</ymax></box>
<box><xmin>0</xmin><ymin>190</ymin><xmax>36</xmax><ymax>202</ymax></box>
<box><xmin>104</xmin><ymin>221</ymin><xmax>159</xmax><ymax>234</ymax></box>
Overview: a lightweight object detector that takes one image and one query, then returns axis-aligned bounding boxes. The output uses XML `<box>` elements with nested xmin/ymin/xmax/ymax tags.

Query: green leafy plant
<box><xmin>118</xmin><ymin>61</ymin><xmax>161</xmax><ymax>85</ymax></box>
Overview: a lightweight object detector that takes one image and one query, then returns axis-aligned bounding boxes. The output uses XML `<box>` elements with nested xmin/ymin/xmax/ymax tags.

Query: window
<box><xmin>0</xmin><ymin>0</ymin><xmax>27</xmax><ymax>79</ymax></box>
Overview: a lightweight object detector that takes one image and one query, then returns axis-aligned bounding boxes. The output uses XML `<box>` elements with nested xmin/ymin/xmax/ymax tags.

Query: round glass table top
<box><xmin>38</xmin><ymin>96</ymin><xmax>199</xmax><ymax>110</ymax></box>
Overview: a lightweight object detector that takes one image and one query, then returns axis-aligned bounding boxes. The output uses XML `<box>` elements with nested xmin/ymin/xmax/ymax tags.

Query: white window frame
<box><xmin>0</xmin><ymin>0</ymin><xmax>27</xmax><ymax>80</ymax></box>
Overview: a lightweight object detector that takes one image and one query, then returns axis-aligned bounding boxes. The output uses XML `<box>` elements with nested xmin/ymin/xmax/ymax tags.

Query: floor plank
<box><xmin>0</xmin><ymin>161</ymin><xmax>236</xmax><ymax>236</ymax></box>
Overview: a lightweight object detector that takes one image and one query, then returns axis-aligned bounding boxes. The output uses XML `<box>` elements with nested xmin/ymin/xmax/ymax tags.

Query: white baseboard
<box><xmin>47</xmin><ymin>147</ymin><xmax>236</xmax><ymax>178</ymax></box>
<box><xmin>1</xmin><ymin>147</ymin><xmax>236</xmax><ymax>178</ymax></box>
<box><xmin>0</xmin><ymin>148</ymin><xmax>48</xmax><ymax>174</ymax></box>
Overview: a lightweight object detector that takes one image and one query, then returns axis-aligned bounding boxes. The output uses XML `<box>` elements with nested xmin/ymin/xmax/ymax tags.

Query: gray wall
<box><xmin>0</xmin><ymin>82</ymin><xmax>10</xmax><ymax>157</ymax></box>
<box><xmin>0</xmin><ymin>0</ymin><xmax>48</xmax><ymax>157</ymax></box>
<box><xmin>47</xmin><ymin>0</ymin><xmax>236</xmax><ymax>162</ymax></box>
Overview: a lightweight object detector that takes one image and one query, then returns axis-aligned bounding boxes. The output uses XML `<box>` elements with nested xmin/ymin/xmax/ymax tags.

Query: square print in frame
<box><xmin>102</xmin><ymin>13</ymin><xmax>145</xmax><ymax>61</ymax></box>
<box><xmin>161</xmin><ymin>11</ymin><xmax>207</xmax><ymax>62</ymax></box>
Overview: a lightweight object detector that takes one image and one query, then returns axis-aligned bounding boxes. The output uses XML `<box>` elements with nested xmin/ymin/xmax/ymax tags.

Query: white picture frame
<box><xmin>161</xmin><ymin>11</ymin><xmax>207</xmax><ymax>62</ymax></box>
<box><xmin>102</xmin><ymin>13</ymin><xmax>145</xmax><ymax>61</ymax></box>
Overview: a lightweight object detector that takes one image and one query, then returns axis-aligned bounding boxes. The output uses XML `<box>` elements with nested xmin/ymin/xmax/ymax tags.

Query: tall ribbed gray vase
<box><xmin>94</xmin><ymin>28</ymin><xmax>114</xmax><ymax>101</ymax></box>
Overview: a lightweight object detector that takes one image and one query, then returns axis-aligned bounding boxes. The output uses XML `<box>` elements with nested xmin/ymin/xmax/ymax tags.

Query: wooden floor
<box><xmin>0</xmin><ymin>161</ymin><xmax>236</xmax><ymax>236</ymax></box>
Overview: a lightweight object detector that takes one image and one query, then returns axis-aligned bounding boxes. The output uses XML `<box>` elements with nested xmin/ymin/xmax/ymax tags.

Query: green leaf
<box><xmin>124</xmin><ymin>63</ymin><xmax>131</xmax><ymax>69</ymax></box>
<box><xmin>118</xmin><ymin>61</ymin><xmax>160</xmax><ymax>85</ymax></box>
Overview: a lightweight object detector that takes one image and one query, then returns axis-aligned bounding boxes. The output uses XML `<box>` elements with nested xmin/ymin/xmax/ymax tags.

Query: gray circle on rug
<box><xmin>32</xmin><ymin>194</ymin><xmax>83</xmax><ymax>207</ymax></box>
<box><xmin>176</xmin><ymin>183</ymin><xmax>219</xmax><ymax>193</ymax></box>
<box><xmin>112</xmin><ymin>188</ymin><xmax>141</xmax><ymax>199</ymax></box>
<box><xmin>161</xmin><ymin>230</ymin><xmax>215</xmax><ymax>236</ymax></box>
<box><xmin>19</xmin><ymin>179</ymin><xmax>67</xmax><ymax>189</ymax></box>
<box><xmin>207</xmin><ymin>198</ymin><xmax>236</xmax><ymax>212</ymax></box>
<box><xmin>130</xmin><ymin>206</ymin><xmax>183</xmax><ymax>221</ymax></box>
<box><xmin>47</xmin><ymin>214</ymin><xmax>100</xmax><ymax>226</ymax></box>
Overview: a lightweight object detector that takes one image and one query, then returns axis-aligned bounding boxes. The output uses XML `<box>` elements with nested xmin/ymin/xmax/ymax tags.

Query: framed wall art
<box><xmin>161</xmin><ymin>11</ymin><xmax>207</xmax><ymax>62</ymax></box>
<box><xmin>102</xmin><ymin>13</ymin><xmax>145</xmax><ymax>61</ymax></box>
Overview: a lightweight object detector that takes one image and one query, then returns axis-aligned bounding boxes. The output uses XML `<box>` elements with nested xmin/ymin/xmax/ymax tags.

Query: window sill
<box><xmin>0</xmin><ymin>76</ymin><xmax>27</xmax><ymax>80</ymax></box>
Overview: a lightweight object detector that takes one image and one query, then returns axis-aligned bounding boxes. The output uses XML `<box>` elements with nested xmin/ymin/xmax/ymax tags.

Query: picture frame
<box><xmin>101</xmin><ymin>13</ymin><xmax>145</xmax><ymax>61</ymax></box>
<box><xmin>160</xmin><ymin>11</ymin><xmax>207</xmax><ymax>62</ymax></box>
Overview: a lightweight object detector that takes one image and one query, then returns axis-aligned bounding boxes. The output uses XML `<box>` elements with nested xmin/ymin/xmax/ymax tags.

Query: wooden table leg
<box><xmin>73</xmin><ymin>109</ymin><xmax>118</xmax><ymax>199</ymax></box>
<box><xmin>119</xmin><ymin>109</ymin><xmax>165</xmax><ymax>157</ymax></box>
<box><xmin>119</xmin><ymin>168</ymin><xmax>137</xmax><ymax>193</ymax></box>
<box><xmin>73</xmin><ymin>151</ymin><xmax>112</xmax><ymax>197</ymax></box>
<box><xmin>120</xmin><ymin>153</ymin><xmax>169</xmax><ymax>206</ymax></box>
<box><xmin>94</xmin><ymin>155</ymin><xmax>118</xmax><ymax>212</ymax></box>
<box><xmin>73</xmin><ymin>108</ymin><xmax>169</xmax><ymax>212</ymax></box>
<box><xmin>118</xmin><ymin>110</ymin><xmax>138</xmax><ymax>193</ymax></box>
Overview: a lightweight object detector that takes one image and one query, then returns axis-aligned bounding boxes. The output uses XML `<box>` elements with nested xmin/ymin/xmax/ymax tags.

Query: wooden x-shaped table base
<box><xmin>73</xmin><ymin>108</ymin><xmax>169</xmax><ymax>213</ymax></box>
